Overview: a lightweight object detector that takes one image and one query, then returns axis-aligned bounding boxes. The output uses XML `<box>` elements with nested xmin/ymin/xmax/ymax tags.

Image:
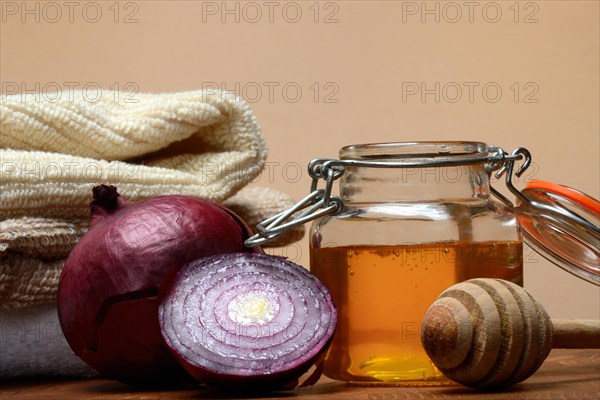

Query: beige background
<box><xmin>1</xmin><ymin>0</ymin><xmax>598</xmax><ymax>318</ymax></box>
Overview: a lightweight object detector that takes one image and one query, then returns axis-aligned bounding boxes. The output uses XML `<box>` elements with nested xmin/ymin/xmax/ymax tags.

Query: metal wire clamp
<box><xmin>244</xmin><ymin>146</ymin><xmax>526</xmax><ymax>247</ymax></box>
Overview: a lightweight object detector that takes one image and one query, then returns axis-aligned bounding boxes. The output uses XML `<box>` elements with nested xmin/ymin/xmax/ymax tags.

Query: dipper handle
<box><xmin>552</xmin><ymin>319</ymin><xmax>600</xmax><ymax>348</ymax></box>
<box><xmin>420</xmin><ymin>278</ymin><xmax>600</xmax><ymax>390</ymax></box>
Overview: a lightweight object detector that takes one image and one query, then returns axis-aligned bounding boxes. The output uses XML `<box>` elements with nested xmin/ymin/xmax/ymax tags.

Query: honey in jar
<box><xmin>311</xmin><ymin>241</ymin><xmax>522</xmax><ymax>384</ymax></box>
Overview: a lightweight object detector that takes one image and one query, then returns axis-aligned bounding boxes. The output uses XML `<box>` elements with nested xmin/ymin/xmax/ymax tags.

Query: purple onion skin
<box><xmin>159</xmin><ymin>252</ymin><xmax>337</xmax><ymax>392</ymax></box>
<box><xmin>58</xmin><ymin>186</ymin><xmax>259</xmax><ymax>385</ymax></box>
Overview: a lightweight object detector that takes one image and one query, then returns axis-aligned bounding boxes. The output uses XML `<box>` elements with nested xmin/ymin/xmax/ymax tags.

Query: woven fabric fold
<box><xmin>0</xmin><ymin>89</ymin><xmax>304</xmax><ymax>309</ymax></box>
<box><xmin>1</xmin><ymin>90</ymin><xmax>267</xmax><ymax>217</ymax></box>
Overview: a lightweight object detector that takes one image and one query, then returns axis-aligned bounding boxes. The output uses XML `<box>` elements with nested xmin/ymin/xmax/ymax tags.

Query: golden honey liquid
<box><xmin>310</xmin><ymin>241</ymin><xmax>523</xmax><ymax>385</ymax></box>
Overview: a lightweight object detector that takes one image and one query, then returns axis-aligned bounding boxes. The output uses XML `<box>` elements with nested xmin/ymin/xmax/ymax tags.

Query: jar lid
<box><xmin>516</xmin><ymin>180</ymin><xmax>600</xmax><ymax>285</ymax></box>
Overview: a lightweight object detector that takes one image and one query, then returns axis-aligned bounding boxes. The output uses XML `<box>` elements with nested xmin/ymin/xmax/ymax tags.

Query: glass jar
<box><xmin>309</xmin><ymin>142</ymin><xmax>523</xmax><ymax>386</ymax></box>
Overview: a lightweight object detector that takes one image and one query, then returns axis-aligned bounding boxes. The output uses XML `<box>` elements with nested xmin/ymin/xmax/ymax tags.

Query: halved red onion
<box><xmin>158</xmin><ymin>252</ymin><xmax>337</xmax><ymax>390</ymax></box>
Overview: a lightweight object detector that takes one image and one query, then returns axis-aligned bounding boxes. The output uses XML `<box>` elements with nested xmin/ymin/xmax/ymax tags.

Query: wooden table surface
<box><xmin>2</xmin><ymin>349</ymin><xmax>599</xmax><ymax>400</ymax></box>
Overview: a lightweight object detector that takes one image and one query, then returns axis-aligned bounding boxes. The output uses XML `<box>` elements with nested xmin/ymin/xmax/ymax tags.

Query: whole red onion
<box><xmin>57</xmin><ymin>185</ymin><xmax>258</xmax><ymax>384</ymax></box>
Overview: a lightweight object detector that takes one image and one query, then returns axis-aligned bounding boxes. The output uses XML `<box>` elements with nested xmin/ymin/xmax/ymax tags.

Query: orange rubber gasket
<box><xmin>525</xmin><ymin>180</ymin><xmax>600</xmax><ymax>216</ymax></box>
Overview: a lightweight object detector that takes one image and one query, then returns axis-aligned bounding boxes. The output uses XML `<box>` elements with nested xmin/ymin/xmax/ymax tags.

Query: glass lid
<box><xmin>516</xmin><ymin>180</ymin><xmax>600</xmax><ymax>285</ymax></box>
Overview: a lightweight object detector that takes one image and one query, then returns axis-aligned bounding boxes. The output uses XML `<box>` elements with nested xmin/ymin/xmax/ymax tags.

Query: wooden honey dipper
<box><xmin>420</xmin><ymin>278</ymin><xmax>600</xmax><ymax>390</ymax></box>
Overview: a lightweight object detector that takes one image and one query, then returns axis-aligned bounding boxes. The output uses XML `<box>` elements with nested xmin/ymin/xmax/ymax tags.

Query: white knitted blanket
<box><xmin>1</xmin><ymin>90</ymin><xmax>267</xmax><ymax>217</ymax></box>
<box><xmin>0</xmin><ymin>90</ymin><xmax>303</xmax><ymax>309</ymax></box>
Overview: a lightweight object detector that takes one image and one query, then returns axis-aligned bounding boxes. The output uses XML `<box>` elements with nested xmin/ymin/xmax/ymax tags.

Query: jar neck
<box><xmin>340</xmin><ymin>164</ymin><xmax>491</xmax><ymax>203</ymax></box>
